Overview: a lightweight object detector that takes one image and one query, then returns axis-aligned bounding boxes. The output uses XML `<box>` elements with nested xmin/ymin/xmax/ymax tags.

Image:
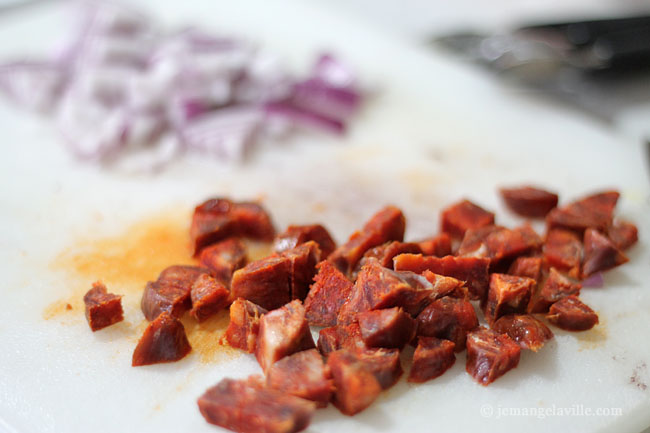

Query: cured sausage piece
<box><xmin>328</xmin><ymin>206</ymin><xmax>405</xmax><ymax>276</ymax></box>
<box><xmin>527</xmin><ymin>267</ymin><xmax>581</xmax><ymax>314</ymax></box>
<box><xmin>256</xmin><ymin>300</ymin><xmax>316</xmax><ymax>372</ymax></box>
<box><xmin>508</xmin><ymin>256</ymin><xmax>542</xmax><ymax>281</ymax></box>
<box><xmin>416</xmin><ymin>296</ymin><xmax>478</xmax><ymax>352</ymax></box>
<box><xmin>465</xmin><ymin>327</ymin><xmax>521</xmax><ymax>386</ymax></box>
<box><xmin>274</xmin><ymin>224</ymin><xmax>337</xmax><ymax>258</ymax></box>
<box><xmin>457</xmin><ymin>225</ymin><xmax>503</xmax><ymax>257</ymax></box>
<box><xmin>457</xmin><ymin>225</ymin><xmax>542</xmax><ymax>265</ymax></box>
<box><xmin>224</xmin><ymin>298</ymin><xmax>268</xmax><ymax>353</ymax></box>
<box><xmin>230</xmin><ymin>255</ymin><xmax>292</xmax><ymax>311</ymax></box>
<box><xmin>198</xmin><ymin>377</ymin><xmax>316</xmax><ymax>433</ymax></box>
<box><xmin>190</xmin><ymin>274</ymin><xmax>231</xmax><ymax>322</ymax></box>
<box><xmin>199</xmin><ymin>238</ymin><xmax>247</xmax><ymax>282</ymax></box>
<box><xmin>499</xmin><ymin>186</ymin><xmax>559</xmax><ymax>218</ymax></box>
<box><xmin>408</xmin><ymin>337</ymin><xmax>456</xmax><ymax>383</ymax></box>
<box><xmin>281</xmin><ymin>241</ymin><xmax>322</xmax><ymax>302</ymax></box>
<box><xmin>317</xmin><ymin>322</ymin><xmax>367</xmax><ymax>356</ymax></box>
<box><xmin>190</xmin><ymin>198</ymin><xmax>275</xmax><ymax>256</ymax></box>
<box><xmin>357</xmin><ymin>307</ymin><xmax>416</xmax><ymax>350</ymax></box>
<box><xmin>326</xmin><ymin>349</ymin><xmax>383</xmax><ymax>416</ymax></box>
<box><xmin>607</xmin><ymin>220</ymin><xmax>638</xmax><ymax>251</ymax></box>
<box><xmin>484</xmin><ymin>274</ymin><xmax>535</xmax><ymax>325</ymax></box>
<box><xmin>582</xmin><ymin>228</ymin><xmax>629</xmax><ymax>278</ymax></box>
<box><xmin>546</xmin><ymin>191</ymin><xmax>619</xmax><ymax>234</ymax></box>
<box><xmin>547</xmin><ymin>295</ymin><xmax>599</xmax><ymax>331</ymax></box>
<box><xmin>543</xmin><ymin>229</ymin><xmax>583</xmax><ymax>279</ymax></box>
<box><xmin>83</xmin><ymin>282</ymin><xmax>123</xmax><ymax>331</ymax></box>
<box><xmin>266</xmin><ymin>349</ymin><xmax>334</xmax><ymax>408</ymax></box>
<box><xmin>393</xmin><ymin>253</ymin><xmax>490</xmax><ymax>301</ymax></box>
<box><xmin>358</xmin><ymin>241</ymin><xmax>423</xmax><ymax>271</ymax></box>
<box><xmin>132</xmin><ymin>311</ymin><xmax>192</xmax><ymax>366</ymax></box>
<box><xmin>491</xmin><ymin>314</ymin><xmax>553</xmax><ymax>352</ymax></box>
<box><xmin>421</xmin><ymin>270</ymin><xmax>468</xmax><ymax>299</ymax></box>
<box><xmin>355</xmin><ymin>347</ymin><xmax>403</xmax><ymax>390</ymax></box>
<box><xmin>304</xmin><ymin>260</ymin><xmax>354</xmax><ymax>327</ymax></box>
<box><xmin>417</xmin><ymin>232</ymin><xmax>452</xmax><ymax>257</ymax></box>
<box><xmin>440</xmin><ymin>199</ymin><xmax>495</xmax><ymax>239</ymax></box>
<box><xmin>141</xmin><ymin>265</ymin><xmax>209</xmax><ymax>321</ymax></box>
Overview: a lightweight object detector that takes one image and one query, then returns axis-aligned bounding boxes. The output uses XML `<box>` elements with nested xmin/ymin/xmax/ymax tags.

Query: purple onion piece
<box><xmin>0</xmin><ymin>61</ymin><xmax>65</xmax><ymax>112</ymax></box>
<box><xmin>291</xmin><ymin>78</ymin><xmax>360</xmax><ymax>120</ymax></box>
<box><xmin>582</xmin><ymin>272</ymin><xmax>604</xmax><ymax>288</ymax></box>
<box><xmin>264</xmin><ymin>101</ymin><xmax>345</xmax><ymax>135</ymax></box>
<box><xmin>311</xmin><ymin>53</ymin><xmax>357</xmax><ymax>89</ymax></box>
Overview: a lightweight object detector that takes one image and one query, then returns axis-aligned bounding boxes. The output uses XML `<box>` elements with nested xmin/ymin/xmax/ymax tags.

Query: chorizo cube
<box><xmin>499</xmin><ymin>186</ymin><xmax>558</xmax><ymax>218</ymax></box>
<box><xmin>417</xmin><ymin>232</ymin><xmax>452</xmax><ymax>257</ymax></box>
<box><xmin>190</xmin><ymin>274</ymin><xmax>231</xmax><ymax>322</ymax></box>
<box><xmin>230</xmin><ymin>255</ymin><xmax>292</xmax><ymax>311</ymax></box>
<box><xmin>408</xmin><ymin>337</ymin><xmax>456</xmax><ymax>383</ymax></box>
<box><xmin>484</xmin><ymin>224</ymin><xmax>543</xmax><ymax>263</ymax></box>
<box><xmin>421</xmin><ymin>270</ymin><xmax>468</xmax><ymax>300</ymax></box>
<box><xmin>199</xmin><ymin>238</ymin><xmax>247</xmax><ymax>282</ymax></box>
<box><xmin>256</xmin><ymin>300</ymin><xmax>316</xmax><ymax>372</ymax></box>
<box><xmin>393</xmin><ymin>253</ymin><xmax>490</xmax><ymax>301</ymax></box>
<box><xmin>528</xmin><ymin>268</ymin><xmax>581</xmax><ymax>314</ymax></box>
<box><xmin>328</xmin><ymin>205</ymin><xmax>405</xmax><ymax>276</ymax></box>
<box><xmin>304</xmin><ymin>260</ymin><xmax>354</xmax><ymax>327</ymax></box>
<box><xmin>440</xmin><ymin>199</ymin><xmax>494</xmax><ymax>239</ymax></box>
<box><xmin>355</xmin><ymin>347</ymin><xmax>403</xmax><ymax>390</ymax></box>
<box><xmin>83</xmin><ymin>282</ymin><xmax>123</xmax><ymax>331</ymax></box>
<box><xmin>224</xmin><ymin>298</ymin><xmax>268</xmax><ymax>353</ymax></box>
<box><xmin>607</xmin><ymin>220</ymin><xmax>638</xmax><ymax>251</ymax></box>
<box><xmin>416</xmin><ymin>296</ymin><xmax>478</xmax><ymax>352</ymax></box>
<box><xmin>484</xmin><ymin>273</ymin><xmax>535</xmax><ymax>325</ymax></box>
<box><xmin>327</xmin><ymin>349</ymin><xmax>382</xmax><ymax>416</ymax></box>
<box><xmin>466</xmin><ymin>327</ymin><xmax>521</xmax><ymax>386</ymax></box>
<box><xmin>508</xmin><ymin>256</ymin><xmax>542</xmax><ymax>281</ymax></box>
<box><xmin>358</xmin><ymin>241</ymin><xmax>422</xmax><ymax>270</ymax></box>
<box><xmin>317</xmin><ymin>322</ymin><xmax>367</xmax><ymax>356</ymax></box>
<box><xmin>274</xmin><ymin>224</ymin><xmax>337</xmax><ymax>258</ymax></box>
<box><xmin>457</xmin><ymin>225</ymin><xmax>503</xmax><ymax>257</ymax></box>
<box><xmin>198</xmin><ymin>377</ymin><xmax>316</xmax><ymax>433</ymax></box>
<box><xmin>543</xmin><ymin>229</ymin><xmax>583</xmax><ymax>279</ymax></box>
<box><xmin>266</xmin><ymin>349</ymin><xmax>334</xmax><ymax>408</ymax></box>
<box><xmin>281</xmin><ymin>241</ymin><xmax>322</xmax><ymax>301</ymax></box>
<box><xmin>141</xmin><ymin>265</ymin><xmax>209</xmax><ymax>321</ymax></box>
<box><xmin>582</xmin><ymin>228</ymin><xmax>628</xmax><ymax>278</ymax></box>
<box><xmin>132</xmin><ymin>312</ymin><xmax>192</xmax><ymax>366</ymax></box>
<box><xmin>357</xmin><ymin>307</ymin><xmax>416</xmax><ymax>350</ymax></box>
<box><xmin>492</xmin><ymin>314</ymin><xmax>553</xmax><ymax>352</ymax></box>
<box><xmin>546</xmin><ymin>190</ymin><xmax>619</xmax><ymax>234</ymax></box>
<box><xmin>547</xmin><ymin>295</ymin><xmax>599</xmax><ymax>331</ymax></box>
<box><xmin>230</xmin><ymin>201</ymin><xmax>276</xmax><ymax>241</ymax></box>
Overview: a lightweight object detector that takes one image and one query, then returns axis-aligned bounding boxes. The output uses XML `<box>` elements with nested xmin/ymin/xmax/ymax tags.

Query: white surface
<box><xmin>1</xmin><ymin>1</ymin><xmax>649</xmax><ymax>433</ymax></box>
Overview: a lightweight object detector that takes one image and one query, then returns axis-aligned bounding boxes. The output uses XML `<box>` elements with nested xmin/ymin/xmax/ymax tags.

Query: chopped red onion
<box><xmin>0</xmin><ymin>61</ymin><xmax>65</xmax><ymax>112</ymax></box>
<box><xmin>312</xmin><ymin>53</ymin><xmax>357</xmax><ymax>89</ymax></box>
<box><xmin>291</xmin><ymin>78</ymin><xmax>360</xmax><ymax>120</ymax></box>
<box><xmin>264</xmin><ymin>101</ymin><xmax>345</xmax><ymax>135</ymax></box>
<box><xmin>582</xmin><ymin>272</ymin><xmax>604</xmax><ymax>288</ymax></box>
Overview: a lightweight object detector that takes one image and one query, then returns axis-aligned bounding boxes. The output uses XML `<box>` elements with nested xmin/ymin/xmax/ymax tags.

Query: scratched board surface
<box><xmin>0</xmin><ymin>1</ymin><xmax>649</xmax><ymax>432</ymax></box>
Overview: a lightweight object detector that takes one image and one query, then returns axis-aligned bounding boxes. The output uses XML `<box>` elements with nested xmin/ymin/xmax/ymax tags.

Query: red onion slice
<box><xmin>264</xmin><ymin>101</ymin><xmax>345</xmax><ymax>135</ymax></box>
<box><xmin>582</xmin><ymin>272</ymin><xmax>604</xmax><ymax>288</ymax></box>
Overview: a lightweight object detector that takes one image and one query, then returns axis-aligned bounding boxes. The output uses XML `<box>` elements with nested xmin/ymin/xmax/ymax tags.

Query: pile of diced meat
<box><xmin>83</xmin><ymin>187</ymin><xmax>637</xmax><ymax>433</ymax></box>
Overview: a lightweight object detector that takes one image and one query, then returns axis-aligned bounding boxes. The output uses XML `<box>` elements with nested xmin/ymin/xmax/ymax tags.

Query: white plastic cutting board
<box><xmin>0</xmin><ymin>1</ymin><xmax>649</xmax><ymax>433</ymax></box>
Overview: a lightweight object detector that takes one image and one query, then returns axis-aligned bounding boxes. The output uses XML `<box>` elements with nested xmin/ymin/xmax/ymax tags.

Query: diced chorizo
<box><xmin>440</xmin><ymin>199</ymin><xmax>495</xmax><ymax>239</ymax></box>
<box><xmin>457</xmin><ymin>225</ymin><xmax>503</xmax><ymax>257</ymax></box>
<box><xmin>582</xmin><ymin>228</ymin><xmax>629</xmax><ymax>278</ymax></box>
<box><xmin>417</xmin><ymin>232</ymin><xmax>452</xmax><ymax>257</ymax></box>
<box><xmin>359</xmin><ymin>241</ymin><xmax>422</xmax><ymax>270</ymax></box>
<box><xmin>224</xmin><ymin>298</ymin><xmax>268</xmax><ymax>353</ymax></box>
<box><xmin>266</xmin><ymin>349</ymin><xmax>334</xmax><ymax>408</ymax></box>
<box><xmin>465</xmin><ymin>327</ymin><xmax>521</xmax><ymax>386</ymax></box>
<box><xmin>83</xmin><ymin>282</ymin><xmax>124</xmax><ymax>331</ymax></box>
<box><xmin>328</xmin><ymin>206</ymin><xmax>405</xmax><ymax>276</ymax></box>
<box><xmin>230</xmin><ymin>256</ymin><xmax>292</xmax><ymax>311</ymax></box>
<box><xmin>421</xmin><ymin>270</ymin><xmax>468</xmax><ymax>299</ymax></box>
<box><xmin>543</xmin><ymin>229</ymin><xmax>583</xmax><ymax>279</ymax></box>
<box><xmin>190</xmin><ymin>198</ymin><xmax>275</xmax><ymax>255</ymax></box>
<box><xmin>190</xmin><ymin>274</ymin><xmax>230</xmax><ymax>322</ymax></box>
<box><xmin>607</xmin><ymin>220</ymin><xmax>638</xmax><ymax>251</ymax></box>
<box><xmin>357</xmin><ymin>307</ymin><xmax>416</xmax><ymax>350</ymax></box>
<box><xmin>140</xmin><ymin>265</ymin><xmax>209</xmax><ymax>321</ymax></box>
<box><xmin>198</xmin><ymin>377</ymin><xmax>316</xmax><ymax>433</ymax></box>
<box><xmin>317</xmin><ymin>322</ymin><xmax>367</xmax><ymax>356</ymax></box>
<box><xmin>256</xmin><ymin>300</ymin><xmax>316</xmax><ymax>372</ymax></box>
<box><xmin>458</xmin><ymin>225</ymin><xmax>542</xmax><ymax>265</ymax></box>
<box><xmin>528</xmin><ymin>268</ymin><xmax>581</xmax><ymax>314</ymax></box>
<box><xmin>199</xmin><ymin>238</ymin><xmax>247</xmax><ymax>282</ymax></box>
<box><xmin>281</xmin><ymin>241</ymin><xmax>322</xmax><ymax>301</ymax></box>
<box><xmin>416</xmin><ymin>296</ymin><xmax>478</xmax><ymax>352</ymax></box>
<box><xmin>546</xmin><ymin>190</ymin><xmax>619</xmax><ymax>234</ymax></box>
<box><xmin>355</xmin><ymin>347</ymin><xmax>403</xmax><ymax>390</ymax></box>
<box><xmin>304</xmin><ymin>260</ymin><xmax>353</xmax><ymax>327</ymax></box>
<box><xmin>408</xmin><ymin>337</ymin><xmax>456</xmax><ymax>383</ymax></box>
<box><xmin>484</xmin><ymin>274</ymin><xmax>535</xmax><ymax>325</ymax></box>
<box><xmin>508</xmin><ymin>256</ymin><xmax>542</xmax><ymax>281</ymax></box>
<box><xmin>132</xmin><ymin>311</ymin><xmax>192</xmax><ymax>366</ymax></box>
<box><xmin>491</xmin><ymin>314</ymin><xmax>553</xmax><ymax>352</ymax></box>
<box><xmin>547</xmin><ymin>295</ymin><xmax>599</xmax><ymax>331</ymax></box>
<box><xmin>274</xmin><ymin>224</ymin><xmax>337</xmax><ymax>258</ymax></box>
<box><xmin>326</xmin><ymin>349</ymin><xmax>383</xmax><ymax>416</ymax></box>
<box><xmin>499</xmin><ymin>186</ymin><xmax>558</xmax><ymax>218</ymax></box>
<box><xmin>393</xmin><ymin>254</ymin><xmax>490</xmax><ymax>301</ymax></box>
